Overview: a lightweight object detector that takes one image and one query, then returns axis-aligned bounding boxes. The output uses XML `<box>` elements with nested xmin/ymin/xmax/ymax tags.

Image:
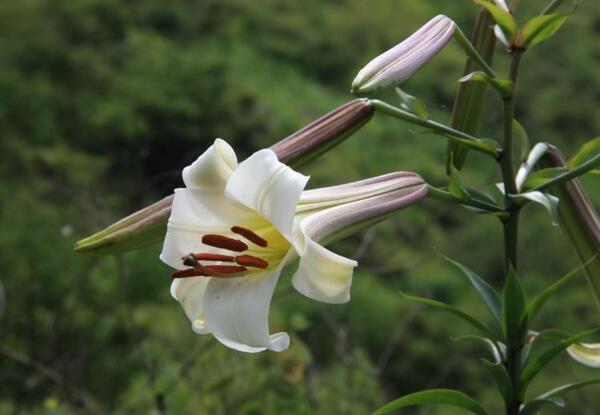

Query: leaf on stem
<box><xmin>520</xmin><ymin>328</ymin><xmax>599</xmax><ymax>390</ymax></box>
<box><xmin>516</xmin><ymin>9</ymin><xmax>574</xmax><ymax>49</ymax></box>
<box><xmin>527</xmin><ymin>257</ymin><xmax>595</xmax><ymax>325</ymax></box>
<box><xmin>520</xmin><ymin>379</ymin><xmax>600</xmax><ymax>415</ymax></box>
<box><xmin>400</xmin><ymin>292</ymin><xmax>496</xmax><ymax>338</ymax></box>
<box><xmin>473</xmin><ymin>0</ymin><xmax>518</xmax><ymax>41</ymax></box>
<box><xmin>443</xmin><ymin>256</ymin><xmax>502</xmax><ymax>323</ymax></box>
<box><xmin>451</xmin><ymin>335</ymin><xmax>505</xmax><ymax>363</ymax></box>
<box><xmin>459</xmin><ymin>71</ymin><xmax>512</xmax><ymax>97</ymax></box>
<box><xmin>480</xmin><ymin>359</ymin><xmax>514</xmax><ymax>403</ymax></box>
<box><xmin>396</xmin><ymin>88</ymin><xmax>429</xmax><ymax>119</ymax></box>
<box><xmin>513</xmin><ymin>120</ymin><xmax>531</xmax><ymax>162</ymax></box>
<box><xmin>511</xmin><ymin>191</ymin><xmax>559</xmax><ymax>225</ymax></box>
<box><xmin>568</xmin><ymin>137</ymin><xmax>600</xmax><ymax>170</ymax></box>
<box><xmin>502</xmin><ymin>266</ymin><xmax>528</xmax><ymax>347</ymax></box>
<box><xmin>373</xmin><ymin>389</ymin><xmax>489</xmax><ymax>415</ymax></box>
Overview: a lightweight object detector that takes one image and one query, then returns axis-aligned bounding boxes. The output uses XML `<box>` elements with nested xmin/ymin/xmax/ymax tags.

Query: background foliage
<box><xmin>1</xmin><ymin>0</ymin><xmax>599</xmax><ymax>413</ymax></box>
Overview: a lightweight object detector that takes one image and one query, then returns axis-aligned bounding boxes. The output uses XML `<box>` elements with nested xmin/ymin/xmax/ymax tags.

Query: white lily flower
<box><xmin>351</xmin><ymin>15</ymin><xmax>456</xmax><ymax>94</ymax></box>
<box><xmin>160</xmin><ymin>139</ymin><xmax>428</xmax><ymax>352</ymax></box>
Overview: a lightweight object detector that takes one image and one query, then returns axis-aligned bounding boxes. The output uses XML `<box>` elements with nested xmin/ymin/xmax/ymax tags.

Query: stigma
<box><xmin>172</xmin><ymin>225</ymin><xmax>271</xmax><ymax>279</ymax></box>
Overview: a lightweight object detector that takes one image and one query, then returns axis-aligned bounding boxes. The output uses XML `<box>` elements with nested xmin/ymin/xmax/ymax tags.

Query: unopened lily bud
<box><xmin>540</xmin><ymin>145</ymin><xmax>600</xmax><ymax>311</ymax></box>
<box><xmin>351</xmin><ymin>15</ymin><xmax>456</xmax><ymax>95</ymax></box>
<box><xmin>270</xmin><ymin>98</ymin><xmax>373</xmax><ymax>167</ymax></box>
<box><xmin>75</xmin><ymin>99</ymin><xmax>374</xmax><ymax>255</ymax></box>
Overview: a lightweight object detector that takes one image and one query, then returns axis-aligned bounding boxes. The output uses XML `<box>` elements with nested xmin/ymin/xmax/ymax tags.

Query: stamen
<box><xmin>182</xmin><ymin>253</ymin><xmax>202</xmax><ymax>268</ymax></box>
<box><xmin>231</xmin><ymin>226</ymin><xmax>268</xmax><ymax>247</ymax></box>
<box><xmin>191</xmin><ymin>253</ymin><xmax>235</xmax><ymax>262</ymax></box>
<box><xmin>172</xmin><ymin>268</ymin><xmax>208</xmax><ymax>279</ymax></box>
<box><xmin>235</xmin><ymin>255</ymin><xmax>269</xmax><ymax>269</ymax></box>
<box><xmin>202</xmin><ymin>234</ymin><xmax>248</xmax><ymax>252</ymax></box>
<box><xmin>204</xmin><ymin>265</ymin><xmax>248</xmax><ymax>276</ymax></box>
<box><xmin>171</xmin><ymin>265</ymin><xmax>248</xmax><ymax>279</ymax></box>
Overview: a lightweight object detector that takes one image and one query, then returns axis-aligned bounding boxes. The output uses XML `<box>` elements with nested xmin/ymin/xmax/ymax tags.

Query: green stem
<box><xmin>427</xmin><ymin>185</ymin><xmax>504</xmax><ymax>213</ymax></box>
<box><xmin>530</xmin><ymin>152</ymin><xmax>600</xmax><ymax>192</ymax></box>
<box><xmin>500</xmin><ymin>49</ymin><xmax>524</xmax><ymax>415</ymax></box>
<box><xmin>453</xmin><ymin>28</ymin><xmax>497</xmax><ymax>78</ymax></box>
<box><xmin>371</xmin><ymin>100</ymin><xmax>499</xmax><ymax>157</ymax></box>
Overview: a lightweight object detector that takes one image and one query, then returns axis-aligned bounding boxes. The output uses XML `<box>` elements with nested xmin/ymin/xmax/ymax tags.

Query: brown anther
<box><xmin>172</xmin><ymin>268</ymin><xmax>209</xmax><ymax>279</ymax></box>
<box><xmin>235</xmin><ymin>255</ymin><xmax>269</xmax><ymax>269</ymax></box>
<box><xmin>202</xmin><ymin>234</ymin><xmax>248</xmax><ymax>252</ymax></box>
<box><xmin>204</xmin><ymin>265</ymin><xmax>247</xmax><ymax>277</ymax></box>
<box><xmin>231</xmin><ymin>226</ymin><xmax>268</xmax><ymax>247</ymax></box>
<box><xmin>191</xmin><ymin>253</ymin><xmax>235</xmax><ymax>262</ymax></box>
<box><xmin>182</xmin><ymin>253</ymin><xmax>201</xmax><ymax>268</ymax></box>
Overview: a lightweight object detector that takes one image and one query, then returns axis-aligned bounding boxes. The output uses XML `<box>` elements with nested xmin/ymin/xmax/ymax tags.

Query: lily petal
<box><xmin>292</xmin><ymin>231</ymin><xmax>357</xmax><ymax>304</ymax></box>
<box><xmin>515</xmin><ymin>142</ymin><xmax>549</xmax><ymax>191</ymax></box>
<box><xmin>567</xmin><ymin>343</ymin><xmax>600</xmax><ymax>368</ymax></box>
<box><xmin>170</xmin><ymin>277</ymin><xmax>211</xmax><ymax>334</ymax></box>
<box><xmin>203</xmin><ymin>264</ymin><xmax>290</xmax><ymax>352</ymax></box>
<box><xmin>226</xmin><ymin>149</ymin><xmax>309</xmax><ymax>239</ymax></box>
<box><xmin>182</xmin><ymin>138</ymin><xmax>238</xmax><ymax>190</ymax></box>
<box><xmin>292</xmin><ymin>174</ymin><xmax>428</xmax><ymax>303</ymax></box>
<box><xmin>160</xmin><ymin>188</ymin><xmax>257</xmax><ymax>269</ymax></box>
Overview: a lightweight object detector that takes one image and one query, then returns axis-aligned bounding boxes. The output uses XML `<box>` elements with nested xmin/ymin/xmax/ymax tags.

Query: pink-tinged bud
<box><xmin>270</xmin><ymin>98</ymin><xmax>373</xmax><ymax>167</ymax></box>
<box><xmin>351</xmin><ymin>15</ymin><xmax>456</xmax><ymax>95</ymax></box>
<box><xmin>75</xmin><ymin>100</ymin><xmax>373</xmax><ymax>255</ymax></box>
<box><xmin>541</xmin><ymin>145</ymin><xmax>600</xmax><ymax>313</ymax></box>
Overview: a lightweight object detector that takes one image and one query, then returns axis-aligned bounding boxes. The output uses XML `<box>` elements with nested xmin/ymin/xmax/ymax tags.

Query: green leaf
<box><xmin>518</xmin><ymin>11</ymin><xmax>572</xmax><ymax>49</ymax></box>
<box><xmin>568</xmin><ymin>137</ymin><xmax>600</xmax><ymax>170</ymax></box>
<box><xmin>521</xmin><ymin>329</ymin><xmax>599</xmax><ymax>390</ymax></box>
<box><xmin>480</xmin><ymin>359</ymin><xmax>514</xmax><ymax>403</ymax></box>
<box><xmin>520</xmin><ymin>379</ymin><xmax>600</xmax><ymax>415</ymax></box>
<box><xmin>449</xmin><ymin>166</ymin><xmax>470</xmax><ymax>201</ymax></box>
<box><xmin>396</xmin><ymin>88</ymin><xmax>429</xmax><ymax>119</ymax></box>
<box><xmin>466</xmin><ymin>188</ymin><xmax>497</xmax><ymax>206</ymax></box>
<box><xmin>444</xmin><ymin>256</ymin><xmax>503</xmax><ymax>323</ymax></box>
<box><xmin>527</xmin><ymin>257</ymin><xmax>594</xmax><ymax>325</ymax></box>
<box><xmin>502</xmin><ymin>266</ymin><xmax>528</xmax><ymax>347</ymax></box>
<box><xmin>513</xmin><ymin>120</ymin><xmax>530</xmax><ymax>162</ymax></box>
<box><xmin>373</xmin><ymin>389</ymin><xmax>489</xmax><ymax>415</ymax></box>
<box><xmin>459</xmin><ymin>71</ymin><xmax>512</xmax><ymax>97</ymax></box>
<box><xmin>522</xmin><ymin>167</ymin><xmax>567</xmax><ymax>190</ymax></box>
<box><xmin>474</xmin><ymin>0</ymin><xmax>517</xmax><ymax>40</ymax></box>
<box><xmin>452</xmin><ymin>335</ymin><xmax>505</xmax><ymax>363</ymax></box>
<box><xmin>401</xmin><ymin>293</ymin><xmax>495</xmax><ymax>338</ymax></box>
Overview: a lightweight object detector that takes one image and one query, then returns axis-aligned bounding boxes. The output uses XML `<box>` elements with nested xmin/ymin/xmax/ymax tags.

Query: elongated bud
<box><xmin>351</xmin><ymin>15</ymin><xmax>456</xmax><ymax>95</ymax></box>
<box><xmin>75</xmin><ymin>99</ymin><xmax>374</xmax><ymax>255</ymax></box>
<box><xmin>270</xmin><ymin>98</ymin><xmax>373</xmax><ymax>167</ymax></box>
<box><xmin>540</xmin><ymin>145</ymin><xmax>600</xmax><ymax>313</ymax></box>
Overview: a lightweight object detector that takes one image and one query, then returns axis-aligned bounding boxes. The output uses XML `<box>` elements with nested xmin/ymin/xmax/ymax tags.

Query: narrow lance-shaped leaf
<box><xmin>444</xmin><ymin>256</ymin><xmax>503</xmax><ymax>323</ymax></box>
<box><xmin>374</xmin><ymin>389</ymin><xmax>489</xmax><ymax>415</ymax></box>
<box><xmin>520</xmin><ymin>329</ymin><xmax>599</xmax><ymax>390</ymax></box>
<box><xmin>520</xmin><ymin>379</ymin><xmax>600</xmax><ymax>415</ymax></box>
<box><xmin>473</xmin><ymin>0</ymin><xmax>518</xmax><ymax>41</ymax></box>
<box><xmin>396</xmin><ymin>88</ymin><xmax>428</xmax><ymax>119</ymax></box>
<box><xmin>516</xmin><ymin>10</ymin><xmax>574</xmax><ymax>49</ymax></box>
<box><xmin>527</xmin><ymin>257</ymin><xmax>595</xmax><ymax>325</ymax></box>
<box><xmin>401</xmin><ymin>293</ymin><xmax>496</xmax><ymax>339</ymax></box>
<box><xmin>502</xmin><ymin>266</ymin><xmax>528</xmax><ymax>347</ymax></box>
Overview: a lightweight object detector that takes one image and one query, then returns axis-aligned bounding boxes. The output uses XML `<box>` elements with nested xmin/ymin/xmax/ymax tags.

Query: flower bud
<box><xmin>351</xmin><ymin>15</ymin><xmax>456</xmax><ymax>95</ymax></box>
<box><xmin>540</xmin><ymin>145</ymin><xmax>600</xmax><ymax>312</ymax></box>
<box><xmin>75</xmin><ymin>100</ymin><xmax>374</xmax><ymax>255</ymax></box>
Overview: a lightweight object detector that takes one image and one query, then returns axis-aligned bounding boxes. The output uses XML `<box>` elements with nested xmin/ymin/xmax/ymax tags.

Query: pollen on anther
<box><xmin>231</xmin><ymin>226</ymin><xmax>268</xmax><ymax>247</ymax></box>
<box><xmin>202</xmin><ymin>234</ymin><xmax>248</xmax><ymax>252</ymax></box>
<box><xmin>235</xmin><ymin>254</ymin><xmax>269</xmax><ymax>269</ymax></box>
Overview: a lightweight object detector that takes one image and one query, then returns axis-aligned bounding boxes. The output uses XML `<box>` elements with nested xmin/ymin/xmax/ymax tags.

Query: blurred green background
<box><xmin>1</xmin><ymin>0</ymin><xmax>600</xmax><ymax>413</ymax></box>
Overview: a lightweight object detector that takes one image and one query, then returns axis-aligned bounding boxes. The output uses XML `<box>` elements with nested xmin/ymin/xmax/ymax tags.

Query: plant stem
<box><xmin>500</xmin><ymin>48</ymin><xmax>524</xmax><ymax>415</ymax></box>
<box><xmin>371</xmin><ymin>99</ymin><xmax>500</xmax><ymax>158</ymax></box>
<box><xmin>427</xmin><ymin>185</ymin><xmax>504</xmax><ymax>213</ymax></box>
